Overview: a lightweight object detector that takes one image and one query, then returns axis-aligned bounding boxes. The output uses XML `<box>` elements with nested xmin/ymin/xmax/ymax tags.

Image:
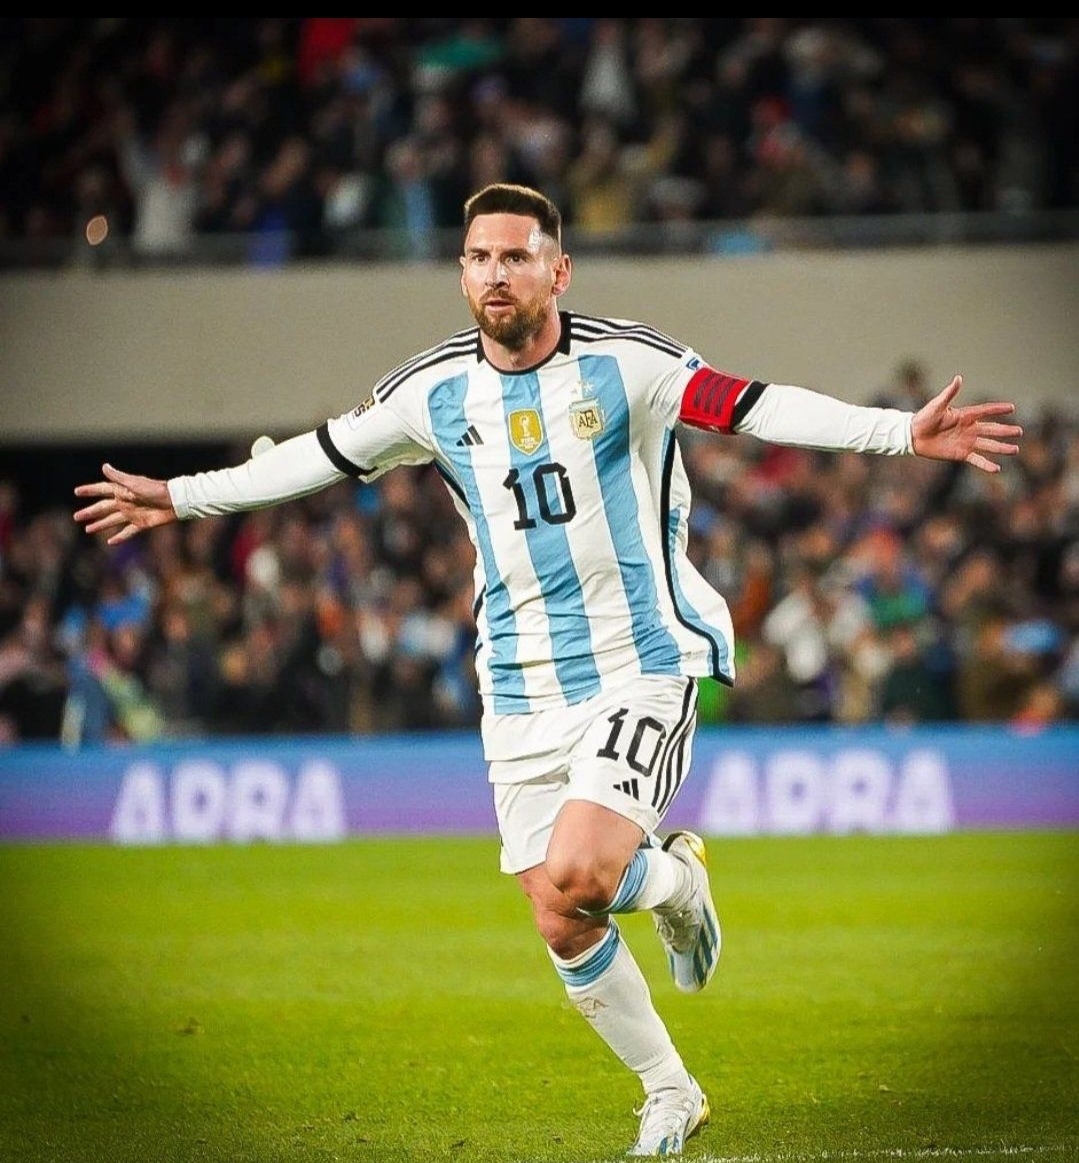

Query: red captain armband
<box><xmin>679</xmin><ymin>368</ymin><xmax>759</xmax><ymax>433</ymax></box>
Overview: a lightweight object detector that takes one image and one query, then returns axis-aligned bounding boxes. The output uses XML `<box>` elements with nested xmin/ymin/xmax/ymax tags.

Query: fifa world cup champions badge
<box><xmin>508</xmin><ymin>409</ymin><xmax>543</xmax><ymax>454</ymax></box>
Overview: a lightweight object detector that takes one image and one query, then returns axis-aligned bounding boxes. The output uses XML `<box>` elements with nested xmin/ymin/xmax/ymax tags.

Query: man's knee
<box><xmin>544</xmin><ymin>847</ymin><xmax>622</xmax><ymax>913</ymax></box>
<box><xmin>518</xmin><ymin>864</ymin><xmax>610</xmax><ymax>959</ymax></box>
<box><xmin>544</xmin><ymin>799</ymin><xmax>644</xmax><ymax>912</ymax></box>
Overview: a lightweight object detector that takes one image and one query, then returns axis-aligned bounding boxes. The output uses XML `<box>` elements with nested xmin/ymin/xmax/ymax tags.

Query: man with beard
<box><xmin>74</xmin><ymin>182</ymin><xmax>1022</xmax><ymax>1157</ymax></box>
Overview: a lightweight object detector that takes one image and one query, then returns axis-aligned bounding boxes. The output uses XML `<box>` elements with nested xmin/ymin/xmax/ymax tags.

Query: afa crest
<box><xmin>569</xmin><ymin>399</ymin><xmax>604</xmax><ymax>440</ymax></box>
<box><xmin>508</xmin><ymin>409</ymin><xmax>543</xmax><ymax>454</ymax></box>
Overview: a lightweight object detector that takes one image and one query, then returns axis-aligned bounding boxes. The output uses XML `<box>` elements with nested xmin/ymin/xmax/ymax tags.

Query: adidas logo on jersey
<box><xmin>614</xmin><ymin>778</ymin><xmax>640</xmax><ymax>800</ymax></box>
<box><xmin>455</xmin><ymin>424</ymin><xmax>483</xmax><ymax>446</ymax></box>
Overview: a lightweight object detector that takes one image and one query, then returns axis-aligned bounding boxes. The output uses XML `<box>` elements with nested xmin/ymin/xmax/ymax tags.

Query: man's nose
<box><xmin>486</xmin><ymin>261</ymin><xmax>509</xmax><ymax>284</ymax></box>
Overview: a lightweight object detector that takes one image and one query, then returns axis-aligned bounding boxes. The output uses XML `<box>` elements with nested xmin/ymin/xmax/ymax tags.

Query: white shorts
<box><xmin>490</xmin><ymin>675</ymin><xmax>699</xmax><ymax>874</ymax></box>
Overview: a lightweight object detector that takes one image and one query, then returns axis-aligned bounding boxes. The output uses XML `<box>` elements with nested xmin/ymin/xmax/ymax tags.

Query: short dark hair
<box><xmin>463</xmin><ymin>183</ymin><xmax>562</xmax><ymax>248</ymax></box>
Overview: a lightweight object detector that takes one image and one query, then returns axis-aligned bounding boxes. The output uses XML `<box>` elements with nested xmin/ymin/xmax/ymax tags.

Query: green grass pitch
<box><xmin>2</xmin><ymin>831</ymin><xmax>1077</xmax><ymax>1163</ymax></box>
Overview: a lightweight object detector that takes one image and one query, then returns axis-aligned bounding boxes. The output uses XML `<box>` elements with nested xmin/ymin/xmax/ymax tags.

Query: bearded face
<box><xmin>460</xmin><ymin>214</ymin><xmax>569</xmax><ymax>357</ymax></box>
<box><xmin>466</xmin><ymin>287</ymin><xmax>551</xmax><ymax>352</ymax></box>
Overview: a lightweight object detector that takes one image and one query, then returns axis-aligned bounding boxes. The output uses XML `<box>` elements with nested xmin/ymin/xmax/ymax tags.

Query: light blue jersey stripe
<box><xmin>502</xmin><ymin>371</ymin><xmax>601</xmax><ymax>704</ymax></box>
<box><xmin>428</xmin><ymin>375</ymin><xmax>527</xmax><ymax>712</ymax></box>
<box><xmin>583</xmin><ymin>354</ymin><xmax>681</xmax><ymax>673</ymax></box>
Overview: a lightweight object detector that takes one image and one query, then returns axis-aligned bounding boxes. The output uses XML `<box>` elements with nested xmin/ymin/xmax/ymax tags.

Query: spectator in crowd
<box><xmin>877</xmin><ymin>619</ymin><xmax>956</xmax><ymax>724</ymax></box>
<box><xmin>0</xmin><ymin>593</ymin><xmax>67</xmax><ymax>741</ymax></box>
<box><xmin>61</xmin><ymin>614</ymin><xmax>164</xmax><ymax>745</ymax></box>
<box><xmin>115</xmin><ymin>98</ymin><xmax>205</xmax><ymax>261</ymax></box>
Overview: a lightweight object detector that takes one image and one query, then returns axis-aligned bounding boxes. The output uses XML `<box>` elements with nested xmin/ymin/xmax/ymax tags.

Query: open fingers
<box><xmin>966</xmin><ymin>453</ymin><xmax>1001</xmax><ymax>474</ymax></box>
<box><xmin>82</xmin><ymin>511</ymin><xmax>130</xmax><ymax>535</ymax></box>
<box><xmin>106</xmin><ymin>523</ymin><xmax>141</xmax><ymax>546</ymax></box>
<box><xmin>975</xmin><ymin>437</ymin><xmax>1020</xmax><ymax>457</ymax></box>
<box><xmin>975</xmin><ymin>420</ymin><xmax>1023</xmax><ymax>438</ymax></box>
<box><xmin>963</xmin><ymin>401</ymin><xmax>1017</xmax><ymax>421</ymax></box>
<box><xmin>73</xmin><ymin>481</ymin><xmax>115</xmax><ymax>500</ymax></box>
<box><xmin>73</xmin><ymin>497</ymin><xmax>121</xmax><ymax>523</ymax></box>
<box><xmin>934</xmin><ymin>375</ymin><xmax>963</xmax><ymax>406</ymax></box>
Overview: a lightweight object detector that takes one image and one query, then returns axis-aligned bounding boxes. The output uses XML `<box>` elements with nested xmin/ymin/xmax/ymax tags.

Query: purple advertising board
<box><xmin>0</xmin><ymin>724</ymin><xmax>1076</xmax><ymax>845</ymax></box>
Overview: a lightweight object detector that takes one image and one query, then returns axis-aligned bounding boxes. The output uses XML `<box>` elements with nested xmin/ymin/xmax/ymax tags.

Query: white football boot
<box><xmin>627</xmin><ymin>1075</ymin><xmax>710</xmax><ymax>1156</ymax></box>
<box><xmin>653</xmin><ymin>830</ymin><xmax>721</xmax><ymax>994</ymax></box>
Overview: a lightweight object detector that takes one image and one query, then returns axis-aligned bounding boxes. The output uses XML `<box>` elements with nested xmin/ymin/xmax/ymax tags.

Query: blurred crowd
<box><xmin>2</xmin><ymin>18</ymin><xmax>1077</xmax><ymax>264</ymax></box>
<box><xmin>1</xmin><ymin>360</ymin><xmax>1077</xmax><ymax>745</ymax></box>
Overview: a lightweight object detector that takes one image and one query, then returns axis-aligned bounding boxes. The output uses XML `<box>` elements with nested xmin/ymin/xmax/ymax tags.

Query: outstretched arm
<box><xmin>74</xmin><ymin>429</ymin><xmax>343</xmax><ymax>546</ymax></box>
<box><xmin>682</xmin><ymin>368</ymin><xmax>1022</xmax><ymax>473</ymax></box>
<box><xmin>910</xmin><ymin>374</ymin><xmax>1021</xmax><ymax>473</ymax></box>
<box><xmin>73</xmin><ymin>463</ymin><xmax>177</xmax><ymax>545</ymax></box>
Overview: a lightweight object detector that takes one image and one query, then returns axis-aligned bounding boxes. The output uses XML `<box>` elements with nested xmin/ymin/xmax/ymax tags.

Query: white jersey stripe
<box><xmin>501</xmin><ymin>368</ymin><xmax>601</xmax><ymax>707</ymax></box>
<box><xmin>582</xmin><ymin>352</ymin><xmax>682</xmax><ymax>674</ymax></box>
<box><xmin>660</xmin><ymin>432</ymin><xmax>733</xmax><ymax>681</ymax></box>
<box><xmin>429</xmin><ymin>371</ymin><xmax>530</xmax><ymax>710</ymax></box>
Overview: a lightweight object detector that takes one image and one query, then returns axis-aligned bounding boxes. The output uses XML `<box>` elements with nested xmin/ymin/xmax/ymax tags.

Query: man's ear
<box><xmin>552</xmin><ymin>254</ymin><xmax>572</xmax><ymax>298</ymax></box>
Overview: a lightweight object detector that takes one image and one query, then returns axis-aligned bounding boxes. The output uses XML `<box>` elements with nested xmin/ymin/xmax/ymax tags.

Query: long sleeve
<box><xmin>736</xmin><ymin>382</ymin><xmax>913</xmax><ymax>455</ymax></box>
<box><xmin>167</xmin><ymin>430</ymin><xmax>342</xmax><ymax>519</ymax></box>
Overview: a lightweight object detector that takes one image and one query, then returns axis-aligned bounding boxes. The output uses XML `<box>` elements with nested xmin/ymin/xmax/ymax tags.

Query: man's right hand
<box><xmin>74</xmin><ymin>463</ymin><xmax>178</xmax><ymax>544</ymax></box>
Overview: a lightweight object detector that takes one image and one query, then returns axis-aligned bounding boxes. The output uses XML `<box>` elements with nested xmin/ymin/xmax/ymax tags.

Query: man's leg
<box><xmin>545</xmin><ymin>674</ymin><xmax>720</xmax><ymax>997</ymax></box>
<box><xmin>492</xmin><ymin>677</ymin><xmax>716</xmax><ymax>1152</ymax></box>
<box><xmin>526</xmin><ymin>801</ymin><xmax>711</xmax><ymax>1155</ymax></box>
<box><xmin>518</xmin><ymin>808</ymin><xmax>692</xmax><ymax>1096</ymax></box>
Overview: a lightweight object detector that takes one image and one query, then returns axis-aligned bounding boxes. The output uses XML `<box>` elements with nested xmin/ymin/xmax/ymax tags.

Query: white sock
<box><xmin>606</xmin><ymin>847</ymin><xmax>692</xmax><ymax>914</ymax></box>
<box><xmin>549</xmin><ymin>921</ymin><xmax>691</xmax><ymax>1095</ymax></box>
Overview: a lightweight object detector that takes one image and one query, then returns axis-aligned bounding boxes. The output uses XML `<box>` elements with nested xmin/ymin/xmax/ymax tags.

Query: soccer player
<box><xmin>73</xmin><ymin>182</ymin><xmax>1023</xmax><ymax>1157</ymax></box>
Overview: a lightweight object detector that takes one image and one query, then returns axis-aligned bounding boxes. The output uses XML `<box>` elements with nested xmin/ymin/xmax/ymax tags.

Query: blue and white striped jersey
<box><xmin>319</xmin><ymin>311</ymin><xmax>736</xmax><ymax>718</ymax></box>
